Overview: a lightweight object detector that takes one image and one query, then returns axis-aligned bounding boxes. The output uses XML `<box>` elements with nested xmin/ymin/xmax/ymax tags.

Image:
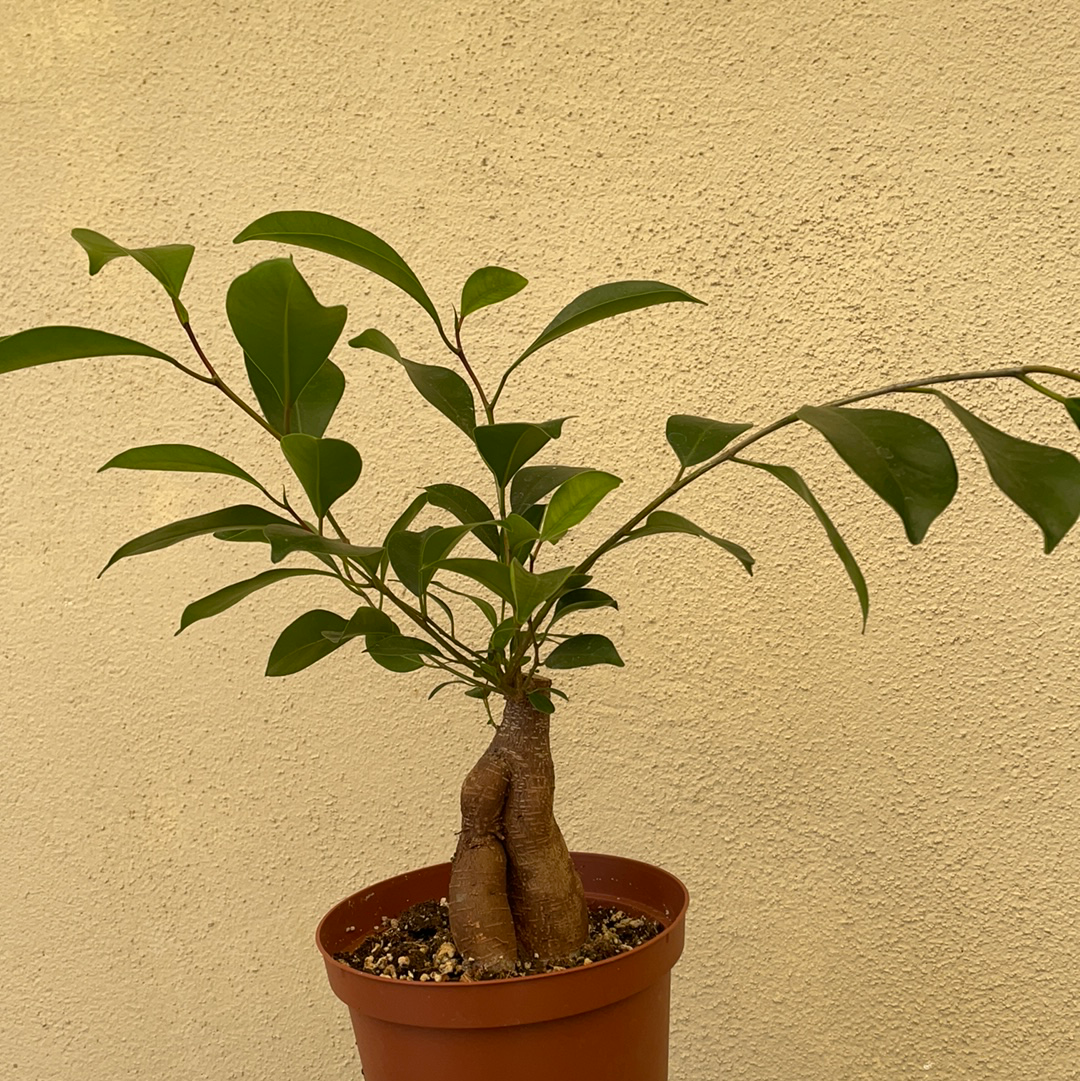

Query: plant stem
<box><xmin>452</xmin><ymin>313</ymin><xmax>495</xmax><ymax>423</ymax></box>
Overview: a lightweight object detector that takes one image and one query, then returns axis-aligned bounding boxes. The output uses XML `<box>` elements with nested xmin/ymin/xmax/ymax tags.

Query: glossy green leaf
<box><xmin>551</xmin><ymin>588</ymin><xmax>619</xmax><ymax>624</ymax></box>
<box><xmin>510</xmin><ymin>465</ymin><xmax>590</xmax><ymax>515</ymax></box>
<box><xmin>474</xmin><ymin>419</ymin><xmax>567</xmax><ymax>486</ymax></box>
<box><xmin>527</xmin><ymin>689</ymin><xmax>555</xmax><ymax>714</ymax></box>
<box><xmin>234</xmin><ymin>210</ymin><xmax>443</xmax><ymax>332</ymax></box>
<box><xmin>367</xmin><ymin>634</ymin><xmax>442</xmax><ymax>657</ymax></box>
<box><xmin>544</xmin><ymin>633</ymin><xmax>624</xmax><ymax>669</ymax></box>
<box><xmin>262</xmin><ymin>524</ymin><xmax>382</xmax><ymax>567</ymax></box>
<box><xmin>332</xmin><ymin>606</ymin><xmax>400</xmax><ymax>642</ymax></box>
<box><xmin>510</xmin><ymin>561</ymin><xmax>580</xmax><ymax>621</ymax></box>
<box><xmin>348</xmin><ymin>328</ymin><xmax>401</xmax><ymax>359</ymax></box>
<box><xmin>377</xmin><ymin>491</ymin><xmax>429</xmax><ymax>581</ymax></box>
<box><xmin>488</xmin><ymin>618</ymin><xmax>518</xmax><ymax>653</ymax></box>
<box><xmin>0</xmin><ymin>326</ymin><xmax>176</xmax><ymax>374</ymax></box>
<box><xmin>666</xmin><ymin>415</ymin><xmax>753</xmax><ymax>469</ymax></box>
<box><xmin>437</xmin><ymin>557</ymin><xmax>515</xmax><ymax>604</ymax></box>
<box><xmin>738</xmin><ymin>458</ymin><xmax>869</xmax><ymax>628</ymax></box>
<box><xmin>99</xmin><ymin>444</ymin><xmax>264</xmax><ymax>492</ymax></box>
<box><xmin>540</xmin><ymin>470</ymin><xmax>622</xmax><ymax>543</ymax></box>
<box><xmin>503</xmin><ymin>513</ymin><xmax>541</xmax><ymax>559</ymax></box>
<box><xmin>72</xmin><ymin>228</ymin><xmax>194</xmax><ymax>315</ymax></box>
<box><xmin>245</xmin><ymin>354</ymin><xmax>345</xmax><ymax>438</ymax></box>
<box><xmin>101</xmin><ymin>505</ymin><xmax>293</xmax><ymax>576</ymax></box>
<box><xmin>623</xmin><ymin>510</ymin><xmax>754</xmax><ymax>575</ymax></box>
<box><xmin>280</xmin><ymin>433</ymin><xmax>362</xmax><ymax>519</ymax></box>
<box><xmin>177</xmin><ymin>568</ymin><xmax>333</xmax><ymax>634</ymax></box>
<box><xmin>425</xmin><ymin>483</ymin><xmax>501</xmax><ymax>554</ymax></box>
<box><xmin>430</xmin><ymin>581</ymin><xmax>499</xmax><ymax>627</ymax></box>
<box><xmin>460</xmin><ymin>266</ymin><xmax>528</xmax><ymax>321</ymax></box>
<box><xmin>930</xmin><ymin>391</ymin><xmax>1080</xmax><ymax>553</ymax></box>
<box><xmin>387</xmin><ymin>526</ymin><xmax>440</xmax><ymax>596</ymax></box>
<box><xmin>798</xmin><ymin>405</ymin><xmax>958</xmax><ymax>544</ymax></box>
<box><xmin>226</xmin><ymin>258</ymin><xmax>347</xmax><ymax>434</ymax></box>
<box><xmin>265</xmin><ymin>609</ymin><xmax>348</xmax><ymax>676</ymax></box>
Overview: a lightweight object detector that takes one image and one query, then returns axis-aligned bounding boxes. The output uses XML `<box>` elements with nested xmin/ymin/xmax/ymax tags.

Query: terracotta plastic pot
<box><xmin>317</xmin><ymin>851</ymin><xmax>689</xmax><ymax>1081</ymax></box>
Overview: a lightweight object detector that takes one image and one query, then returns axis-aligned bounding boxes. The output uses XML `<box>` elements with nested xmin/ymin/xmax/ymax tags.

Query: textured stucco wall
<box><xmin>2</xmin><ymin>2</ymin><xmax>1078</xmax><ymax>1079</ymax></box>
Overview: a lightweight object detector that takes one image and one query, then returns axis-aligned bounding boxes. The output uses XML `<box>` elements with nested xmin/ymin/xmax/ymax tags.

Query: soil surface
<box><xmin>334</xmin><ymin>899</ymin><xmax>661</xmax><ymax>982</ymax></box>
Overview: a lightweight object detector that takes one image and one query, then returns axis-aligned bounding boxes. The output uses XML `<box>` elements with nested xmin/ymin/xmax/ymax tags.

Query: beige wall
<box><xmin>2</xmin><ymin>2</ymin><xmax>1078</xmax><ymax>1078</ymax></box>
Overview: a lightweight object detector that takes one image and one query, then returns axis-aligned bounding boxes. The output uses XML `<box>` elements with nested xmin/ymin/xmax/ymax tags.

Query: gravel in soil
<box><xmin>334</xmin><ymin>899</ymin><xmax>662</xmax><ymax>982</ymax></box>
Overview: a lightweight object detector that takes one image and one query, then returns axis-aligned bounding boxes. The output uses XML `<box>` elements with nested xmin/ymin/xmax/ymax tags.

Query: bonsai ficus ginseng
<box><xmin>4</xmin><ymin>210</ymin><xmax>1080</xmax><ymax>977</ymax></box>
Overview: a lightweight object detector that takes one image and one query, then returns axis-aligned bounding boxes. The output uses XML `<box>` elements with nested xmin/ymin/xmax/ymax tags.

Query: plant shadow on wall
<box><xmin>3</xmin><ymin>212</ymin><xmax>1080</xmax><ymax>1080</ymax></box>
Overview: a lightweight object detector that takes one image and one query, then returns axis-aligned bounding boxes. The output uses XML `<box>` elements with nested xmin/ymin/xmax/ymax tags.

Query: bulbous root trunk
<box><xmin>448</xmin><ymin>690</ymin><xmax>589</xmax><ymax>977</ymax></box>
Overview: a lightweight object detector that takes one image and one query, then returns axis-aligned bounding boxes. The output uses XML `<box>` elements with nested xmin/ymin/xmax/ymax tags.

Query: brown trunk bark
<box><xmin>448</xmin><ymin>688</ymin><xmax>589</xmax><ymax>977</ymax></box>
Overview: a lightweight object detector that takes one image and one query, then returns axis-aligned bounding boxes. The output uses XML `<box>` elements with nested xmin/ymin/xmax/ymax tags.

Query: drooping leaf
<box><xmin>540</xmin><ymin>470</ymin><xmax>622</xmax><ymax>543</ymax></box>
<box><xmin>437</xmin><ymin>557</ymin><xmax>515</xmax><ymax>604</ymax></box>
<box><xmin>265</xmin><ymin>609</ymin><xmax>348</xmax><ymax>676</ymax></box>
<box><xmin>226</xmin><ymin>258</ymin><xmax>346</xmax><ymax>434</ymax></box>
<box><xmin>474</xmin><ymin>420</ymin><xmax>567</xmax><ymax>486</ymax></box>
<box><xmin>551</xmin><ymin>588</ymin><xmax>619</xmax><ymax>624</ymax></box>
<box><xmin>510</xmin><ymin>465</ymin><xmax>591</xmax><ymax>515</ymax></box>
<box><xmin>424</xmin><ymin>484</ymin><xmax>501</xmax><ymax>554</ymax></box>
<box><xmin>930</xmin><ymin>391</ymin><xmax>1080</xmax><ymax>553</ymax></box>
<box><xmin>429</xmin><ymin>680</ymin><xmax>469</xmax><ymax>699</ymax></box>
<box><xmin>527</xmin><ymin>689</ymin><xmax>555</xmax><ymax>714</ymax></box>
<box><xmin>460</xmin><ymin>266</ymin><xmax>528</xmax><ymax>321</ymax></box>
<box><xmin>349</xmin><ymin>328</ymin><xmax>476</xmax><ymax>436</ymax></box>
<box><xmin>99</xmin><ymin>444</ymin><xmax>264</xmax><ymax>492</ymax></box>
<box><xmin>101</xmin><ymin>505</ymin><xmax>294</xmax><ymax>576</ymax></box>
<box><xmin>798</xmin><ymin>405</ymin><xmax>958</xmax><ymax>544</ymax></box>
<box><xmin>544</xmin><ymin>633</ymin><xmax>625</xmax><ymax>669</ymax></box>
<box><xmin>71</xmin><ymin>228</ymin><xmax>194</xmax><ymax>316</ymax></box>
<box><xmin>280</xmin><ymin>433</ymin><xmax>362</xmax><ymax>519</ymax></box>
<box><xmin>0</xmin><ymin>326</ymin><xmax>176</xmax><ymax>374</ymax></box>
<box><xmin>177</xmin><ymin>568</ymin><xmax>334</xmax><ymax>634</ymax></box>
<box><xmin>234</xmin><ymin>210</ymin><xmax>444</xmax><ymax>332</ymax></box>
<box><xmin>666</xmin><ymin>415</ymin><xmax>754</xmax><ymax>469</ymax></box>
<box><xmin>738</xmin><ymin>458</ymin><xmax>870</xmax><ymax>628</ymax></box>
<box><xmin>510</xmin><ymin>561</ymin><xmax>580</xmax><ymax>622</ymax></box>
<box><xmin>262</xmin><ymin>524</ymin><xmax>382</xmax><ymax>567</ymax></box>
<box><xmin>623</xmin><ymin>510</ymin><xmax>754</xmax><ymax>575</ymax></box>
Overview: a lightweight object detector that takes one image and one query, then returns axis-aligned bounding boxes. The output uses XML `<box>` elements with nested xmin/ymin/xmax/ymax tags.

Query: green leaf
<box><xmin>540</xmin><ymin>470</ymin><xmax>622</xmax><ymax>542</ymax></box>
<box><xmin>387</xmin><ymin>526</ymin><xmax>439</xmax><ymax>596</ymax></box>
<box><xmin>429</xmin><ymin>680</ymin><xmax>469</xmax><ymax>699</ymax></box>
<box><xmin>666</xmin><ymin>415</ymin><xmax>753</xmax><ymax>469</ymax></box>
<box><xmin>234</xmin><ymin>210</ymin><xmax>443</xmax><ymax>332</ymax></box>
<box><xmin>551</xmin><ymin>588</ymin><xmax>619</xmax><ymax>624</ymax></box>
<box><xmin>99</xmin><ymin>444</ymin><xmax>264</xmax><ymax>492</ymax></box>
<box><xmin>798</xmin><ymin>405</ymin><xmax>958</xmax><ymax>544</ymax></box>
<box><xmin>503</xmin><ymin>513</ymin><xmax>541</xmax><ymax>559</ymax></box>
<box><xmin>367</xmin><ymin>634</ymin><xmax>442</xmax><ymax>657</ymax></box>
<box><xmin>261</xmin><ymin>524</ymin><xmax>382</xmax><ymax>566</ymax></box>
<box><xmin>266</xmin><ymin>609</ymin><xmax>348</xmax><ymax>676</ymax></box>
<box><xmin>349</xmin><ymin>328</ymin><xmax>476</xmax><ymax>436</ymax></box>
<box><xmin>226</xmin><ymin>258</ymin><xmax>347</xmax><ymax>434</ymax></box>
<box><xmin>623</xmin><ymin>510</ymin><xmax>754</xmax><ymax>575</ymax></box>
<box><xmin>425</xmin><ymin>484</ymin><xmax>501</xmax><ymax>554</ymax></box>
<box><xmin>930</xmin><ymin>391</ymin><xmax>1080</xmax><ymax>553</ymax></box>
<box><xmin>518</xmin><ymin>280</ymin><xmax>702</xmax><ymax>363</ymax></box>
<box><xmin>437</xmin><ymin>557</ymin><xmax>515</xmax><ymax>604</ymax></box>
<box><xmin>474</xmin><ymin>420</ymin><xmax>566</xmax><ymax>486</ymax></box>
<box><xmin>527</xmin><ymin>689</ymin><xmax>555</xmax><ymax>714</ymax></box>
<box><xmin>101</xmin><ymin>505</ymin><xmax>294</xmax><ymax>576</ymax></box>
<box><xmin>738</xmin><ymin>459</ymin><xmax>870</xmax><ymax>628</ymax></box>
<box><xmin>177</xmin><ymin>568</ymin><xmax>333</xmax><ymax>634</ymax></box>
<box><xmin>510</xmin><ymin>561</ymin><xmax>580</xmax><ymax>621</ymax></box>
<box><xmin>72</xmin><ymin>228</ymin><xmax>194</xmax><ymax>316</ymax></box>
<box><xmin>0</xmin><ymin>326</ymin><xmax>176</xmax><ymax>374</ymax></box>
<box><xmin>488</xmin><ymin>618</ymin><xmax>519</xmax><ymax>653</ymax></box>
<box><xmin>460</xmin><ymin>266</ymin><xmax>528</xmax><ymax>321</ymax></box>
<box><xmin>430</xmin><ymin>580</ymin><xmax>499</xmax><ymax>627</ymax></box>
<box><xmin>510</xmin><ymin>465</ymin><xmax>591</xmax><ymax>515</ymax></box>
<box><xmin>1063</xmin><ymin>398</ymin><xmax>1080</xmax><ymax>434</ymax></box>
<box><xmin>280</xmin><ymin>433</ymin><xmax>362</xmax><ymax>519</ymax></box>
<box><xmin>245</xmin><ymin>355</ymin><xmax>345</xmax><ymax>438</ymax></box>
<box><xmin>332</xmin><ymin>606</ymin><xmax>400</xmax><ymax>642</ymax></box>
<box><xmin>544</xmin><ymin>633</ymin><xmax>624</xmax><ymax>669</ymax></box>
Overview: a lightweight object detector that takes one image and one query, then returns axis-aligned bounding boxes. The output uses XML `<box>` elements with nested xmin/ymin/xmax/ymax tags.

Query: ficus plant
<box><xmin>4</xmin><ymin>211</ymin><xmax>1080</xmax><ymax>976</ymax></box>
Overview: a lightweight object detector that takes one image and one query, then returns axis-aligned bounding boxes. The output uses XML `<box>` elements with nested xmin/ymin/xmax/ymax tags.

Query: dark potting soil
<box><xmin>333</xmin><ymin>899</ymin><xmax>662</xmax><ymax>982</ymax></box>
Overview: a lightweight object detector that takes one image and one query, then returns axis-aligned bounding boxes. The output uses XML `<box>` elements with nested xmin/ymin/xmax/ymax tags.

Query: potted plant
<box><xmin>3</xmin><ymin>211</ymin><xmax>1079</xmax><ymax>1080</ymax></box>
